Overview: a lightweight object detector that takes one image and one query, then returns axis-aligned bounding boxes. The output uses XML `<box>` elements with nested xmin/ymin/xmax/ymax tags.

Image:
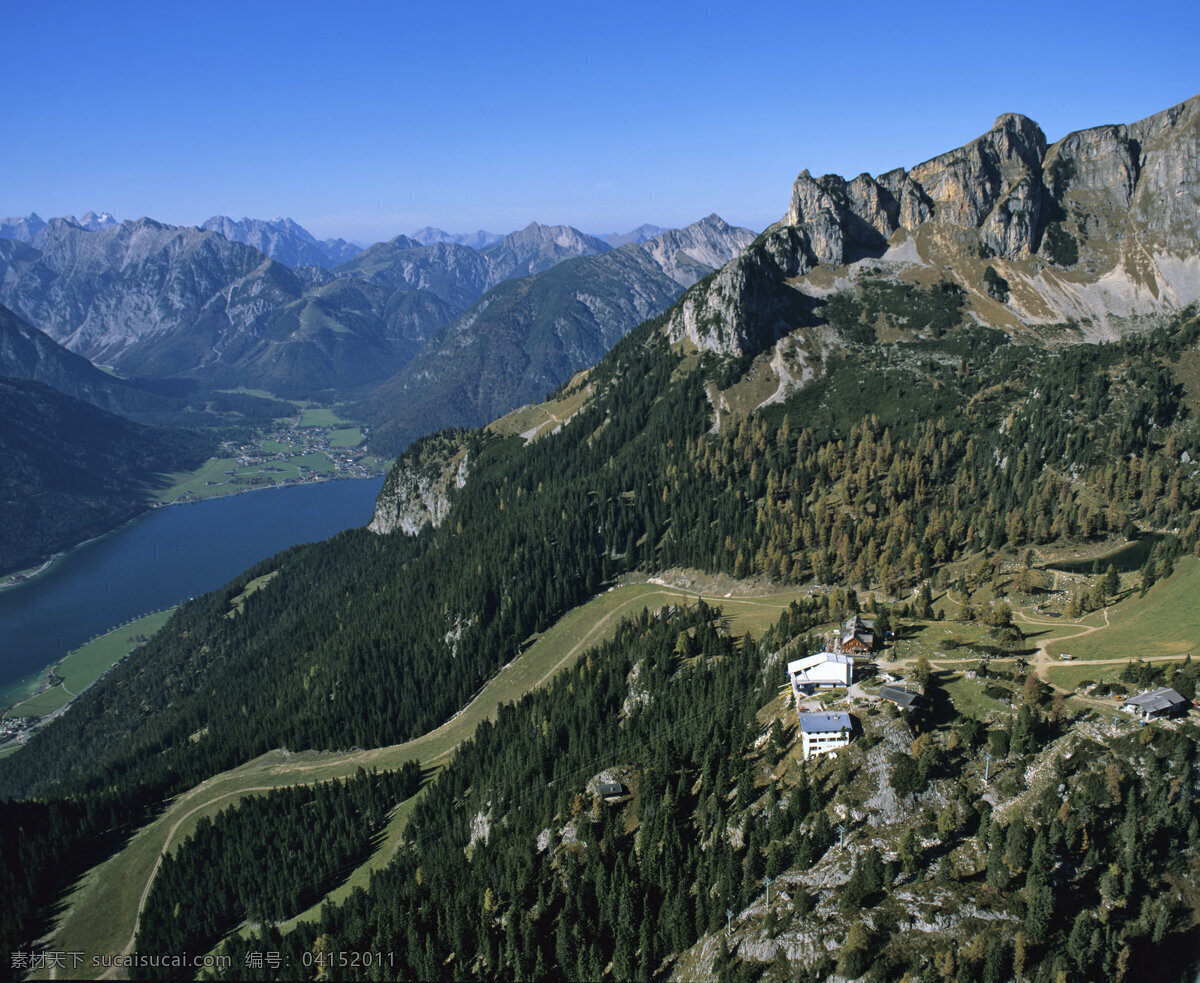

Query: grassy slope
<box><xmin>1042</xmin><ymin>556</ymin><xmax>1200</xmax><ymax>661</ymax></box>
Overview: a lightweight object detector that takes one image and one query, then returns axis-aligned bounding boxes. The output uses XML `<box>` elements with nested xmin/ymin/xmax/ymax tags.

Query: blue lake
<box><xmin>0</xmin><ymin>477</ymin><xmax>384</xmax><ymax>704</ymax></box>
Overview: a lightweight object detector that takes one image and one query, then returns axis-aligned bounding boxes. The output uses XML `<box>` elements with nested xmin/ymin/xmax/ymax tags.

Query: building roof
<box><xmin>788</xmin><ymin>652</ymin><xmax>852</xmax><ymax>674</ymax></box>
<box><xmin>1124</xmin><ymin>687</ymin><xmax>1188</xmax><ymax>713</ymax></box>
<box><xmin>844</xmin><ymin>615</ymin><xmax>874</xmax><ymax>631</ymax></box>
<box><xmin>879</xmin><ymin>685</ymin><xmax>919</xmax><ymax>709</ymax></box>
<box><xmin>799</xmin><ymin>712</ymin><xmax>852</xmax><ymax>734</ymax></box>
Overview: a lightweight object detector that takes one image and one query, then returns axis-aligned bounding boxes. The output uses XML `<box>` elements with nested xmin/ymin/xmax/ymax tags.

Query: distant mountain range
<box><xmin>355</xmin><ymin>214</ymin><xmax>756</xmax><ymax>454</ymax></box>
<box><xmin>0</xmin><ymin>211</ymin><xmax>121</xmax><ymax>242</ymax></box>
<box><xmin>601</xmin><ymin>223</ymin><xmax>667</xmax><ymax>247</ymax></box>
<box><xmin>1</xmin><ymin>215</ymin><xmax>676</xmax><ymax>258</ymax></box>
<box><xmin>407</xmin><ymin>224</ymin><xmax>670</xmax><ymax>249</ymax></box>
<box><xmin>408</xmin><ymin>227</ymin><xmax>503</xmax><ymax>249</ymax></box>
<box><xmin>0</xmin><ymin>212</ymin><xmax>724</xmax><ymax>407</ymax></box>
<box><xmin>0</xmin><ymin>207</ymin><xmax>758</xmax><ymax>467</ymax></box>
<box><xmin>200</xmin><ymin>216</ymin><xmax>362</xmax><ymax>268</ymax></box>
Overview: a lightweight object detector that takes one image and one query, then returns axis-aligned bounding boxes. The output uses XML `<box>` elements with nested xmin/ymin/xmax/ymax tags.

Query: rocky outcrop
<box><xmin>666</xmin><ymin>95</ymin><xmax>1200</xmax><ymax>357</ymax></box>
<box><xmin>785</xmin><ymin>172</ymin><xmax>898</xmax><ymax>265</ymax></box>
<box><xmin>664</xmin><ymin>226</ymin><xmax>817</xmax><ymax>356</ymax></box>
<box><xmin>784</xmin><ymin>113</ymin><xmax>1048</xmax><ymax>261</ymax></box>
<box><xmin>1126</xmin><ymin>96</ymin><xmax>1200</xmax><ymax>251</ymax></box>
<box><xmin>368</xmin><ymin>432</ymin><xmax>470</xmax><ymax>535</ymax></box>
<box><xmin>910</xmin><ymin>113</ymin><xmax>1046</xmax><ymax>240</ymax></box>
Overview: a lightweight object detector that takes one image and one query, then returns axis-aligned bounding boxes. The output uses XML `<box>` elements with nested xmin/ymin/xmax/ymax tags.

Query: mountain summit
<box><xmin>665</xmin><ymin>94</ymin><xmax>1200</xmax><ymax>357</ymax></box>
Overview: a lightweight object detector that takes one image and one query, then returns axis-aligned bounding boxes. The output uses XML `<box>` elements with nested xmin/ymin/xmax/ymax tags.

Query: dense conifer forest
<box><xmin>135</xmin><ymin>764</ymin><xmax>420</xmax><ymax>976</ymax></box>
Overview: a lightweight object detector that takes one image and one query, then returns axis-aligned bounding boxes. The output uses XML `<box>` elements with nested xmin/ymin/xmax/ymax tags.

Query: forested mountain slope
<box><xmin>201</xmin><ymin>602</ymin><xmax>1200</xmax><ymax>983</ymax></box>
<box><xmin>0</xmin><ymin>377</ymin><xmax>213</xmax><ymax>573</ymax></box>
<box><xmin>5</xmin><ymin>305</ymin><xmax>1198</xmax><ymax>803</ymax></box>
<box><xmin>0</xmin><ymin>305</ymin><xmax>181</xmax><ymax>420</ymax></box>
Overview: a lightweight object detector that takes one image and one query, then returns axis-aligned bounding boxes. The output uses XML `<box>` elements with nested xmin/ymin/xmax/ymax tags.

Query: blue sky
<box><xmin>5</xmin><ymin>0</ymin><xmax>1198</xmax><ymax>243</ymax></box>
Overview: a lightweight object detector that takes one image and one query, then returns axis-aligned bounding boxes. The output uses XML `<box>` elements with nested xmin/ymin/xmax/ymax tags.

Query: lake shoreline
<box><xmin>0</xmin><ymin>473</ymin><xmax>382</xmax><ymax>593</ymax></box>
<box><xmin>0</xmin><ymin>476</ymin><xmax>385</xmax><ymax>699</ymax></box>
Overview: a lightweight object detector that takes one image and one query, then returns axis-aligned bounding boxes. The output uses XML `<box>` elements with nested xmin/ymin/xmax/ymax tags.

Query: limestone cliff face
<box><xmin>780</xmin><ymin>95</ymin><xmax>1199</xmax><ymax>265</ymax></box>
<box><xmin>786</xmin><ymin>171</ymin><xmax>910</xmax><ymax>266</ymax></box>
<box><xmin>368</xmin><ymin>433</ymin><xmax>470</xmax><ymax>536</ymax></box>
<box><xmin>785</xmin><ymin>113</ymin><xmax>1049</xmax><ymax>261</ymax></box>
<box><xmin>911</xmin><ymin>113</ymin><xmax>1047</xmax><ymax>248</ymax></box>
<box><xmin>670</xmin><ymin>95</ymin><xmax>1200</xmax><ymax>357</ymax></box>
<box><xmin>1126</xmin><ymin>97</ymin><xmax>1200</xmax><ymax>251</ymax></box>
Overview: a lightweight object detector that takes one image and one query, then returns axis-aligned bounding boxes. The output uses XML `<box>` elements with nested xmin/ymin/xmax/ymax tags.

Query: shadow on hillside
<box><xmin>38</xmin><ymin>796</ymin><xmax>173</xmax><ymax>947</ymax></box>
<box><xmin>919</xmin><ymin>672</ymin><xmax>960</xmax><ymax>731</ymax></box>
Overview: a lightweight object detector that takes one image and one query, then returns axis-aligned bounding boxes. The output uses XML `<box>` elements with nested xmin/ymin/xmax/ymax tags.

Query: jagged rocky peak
<box><xmin>201</xmin><ymin>215</ymin><xmax>362</xmax><ymax>268</ymax></box>
<box><xmin>667</xmin><ymin>95</ymin><xmax>1200</xmax><ymax>358</ymax></box>
<box><xmin>780</xmin><ymin>95</ymin><xmax>1200</xmax><ymax>268</ymax></box>
<box><xmin>909</xmin><ymin>113</ymin><xmax>1046</xmax><ymax>227</ymax></box>
<box><xmin>481</xmin><ymin>222</ymin><xmax>612</xmax><ymax>279</ymax></box>
<box><xmin>911</xmin><ymin>112</ymin><xmax>1047</xmax><ymax>257</ymax></box>
<box><xmin>2</xmin><ymin>211</ymin><xmax>117</xmax><ymax>243</ymax></box>
<box><xmin>0</xmin><ymin>213</ymin><xmax>47</xmax><ymax>243</ymax></box>
<box><xmin>61</xmin><ymin>211</ymin><xmax>120</xmax><ymax>232</ymax></box>
<box><xmin>785</xmin><ymin>171</ymin><xmax>902</xmax><ymax>266</ymax></box>
<box><xmin>786</xmin><ymin>112</ymin><xmax>1049</xmax><ymax>262</ymax></box>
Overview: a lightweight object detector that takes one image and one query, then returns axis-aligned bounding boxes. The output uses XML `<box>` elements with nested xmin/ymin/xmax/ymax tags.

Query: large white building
<box><xmin>799</xmin><ymin>712</ymin><xmax>853</xmax><ymax>760</ymax></box>
<box><xmin>787</xmin><ymin>651</ymin><xmax>853</xmax><ymax>698</ymax></box>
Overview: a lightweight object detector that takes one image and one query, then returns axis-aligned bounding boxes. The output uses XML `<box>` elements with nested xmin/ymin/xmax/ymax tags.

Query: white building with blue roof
<box><xmin>799</xmin><ymin>711</ymin><xmax>853</xmax><ymax>760</ymax></box>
